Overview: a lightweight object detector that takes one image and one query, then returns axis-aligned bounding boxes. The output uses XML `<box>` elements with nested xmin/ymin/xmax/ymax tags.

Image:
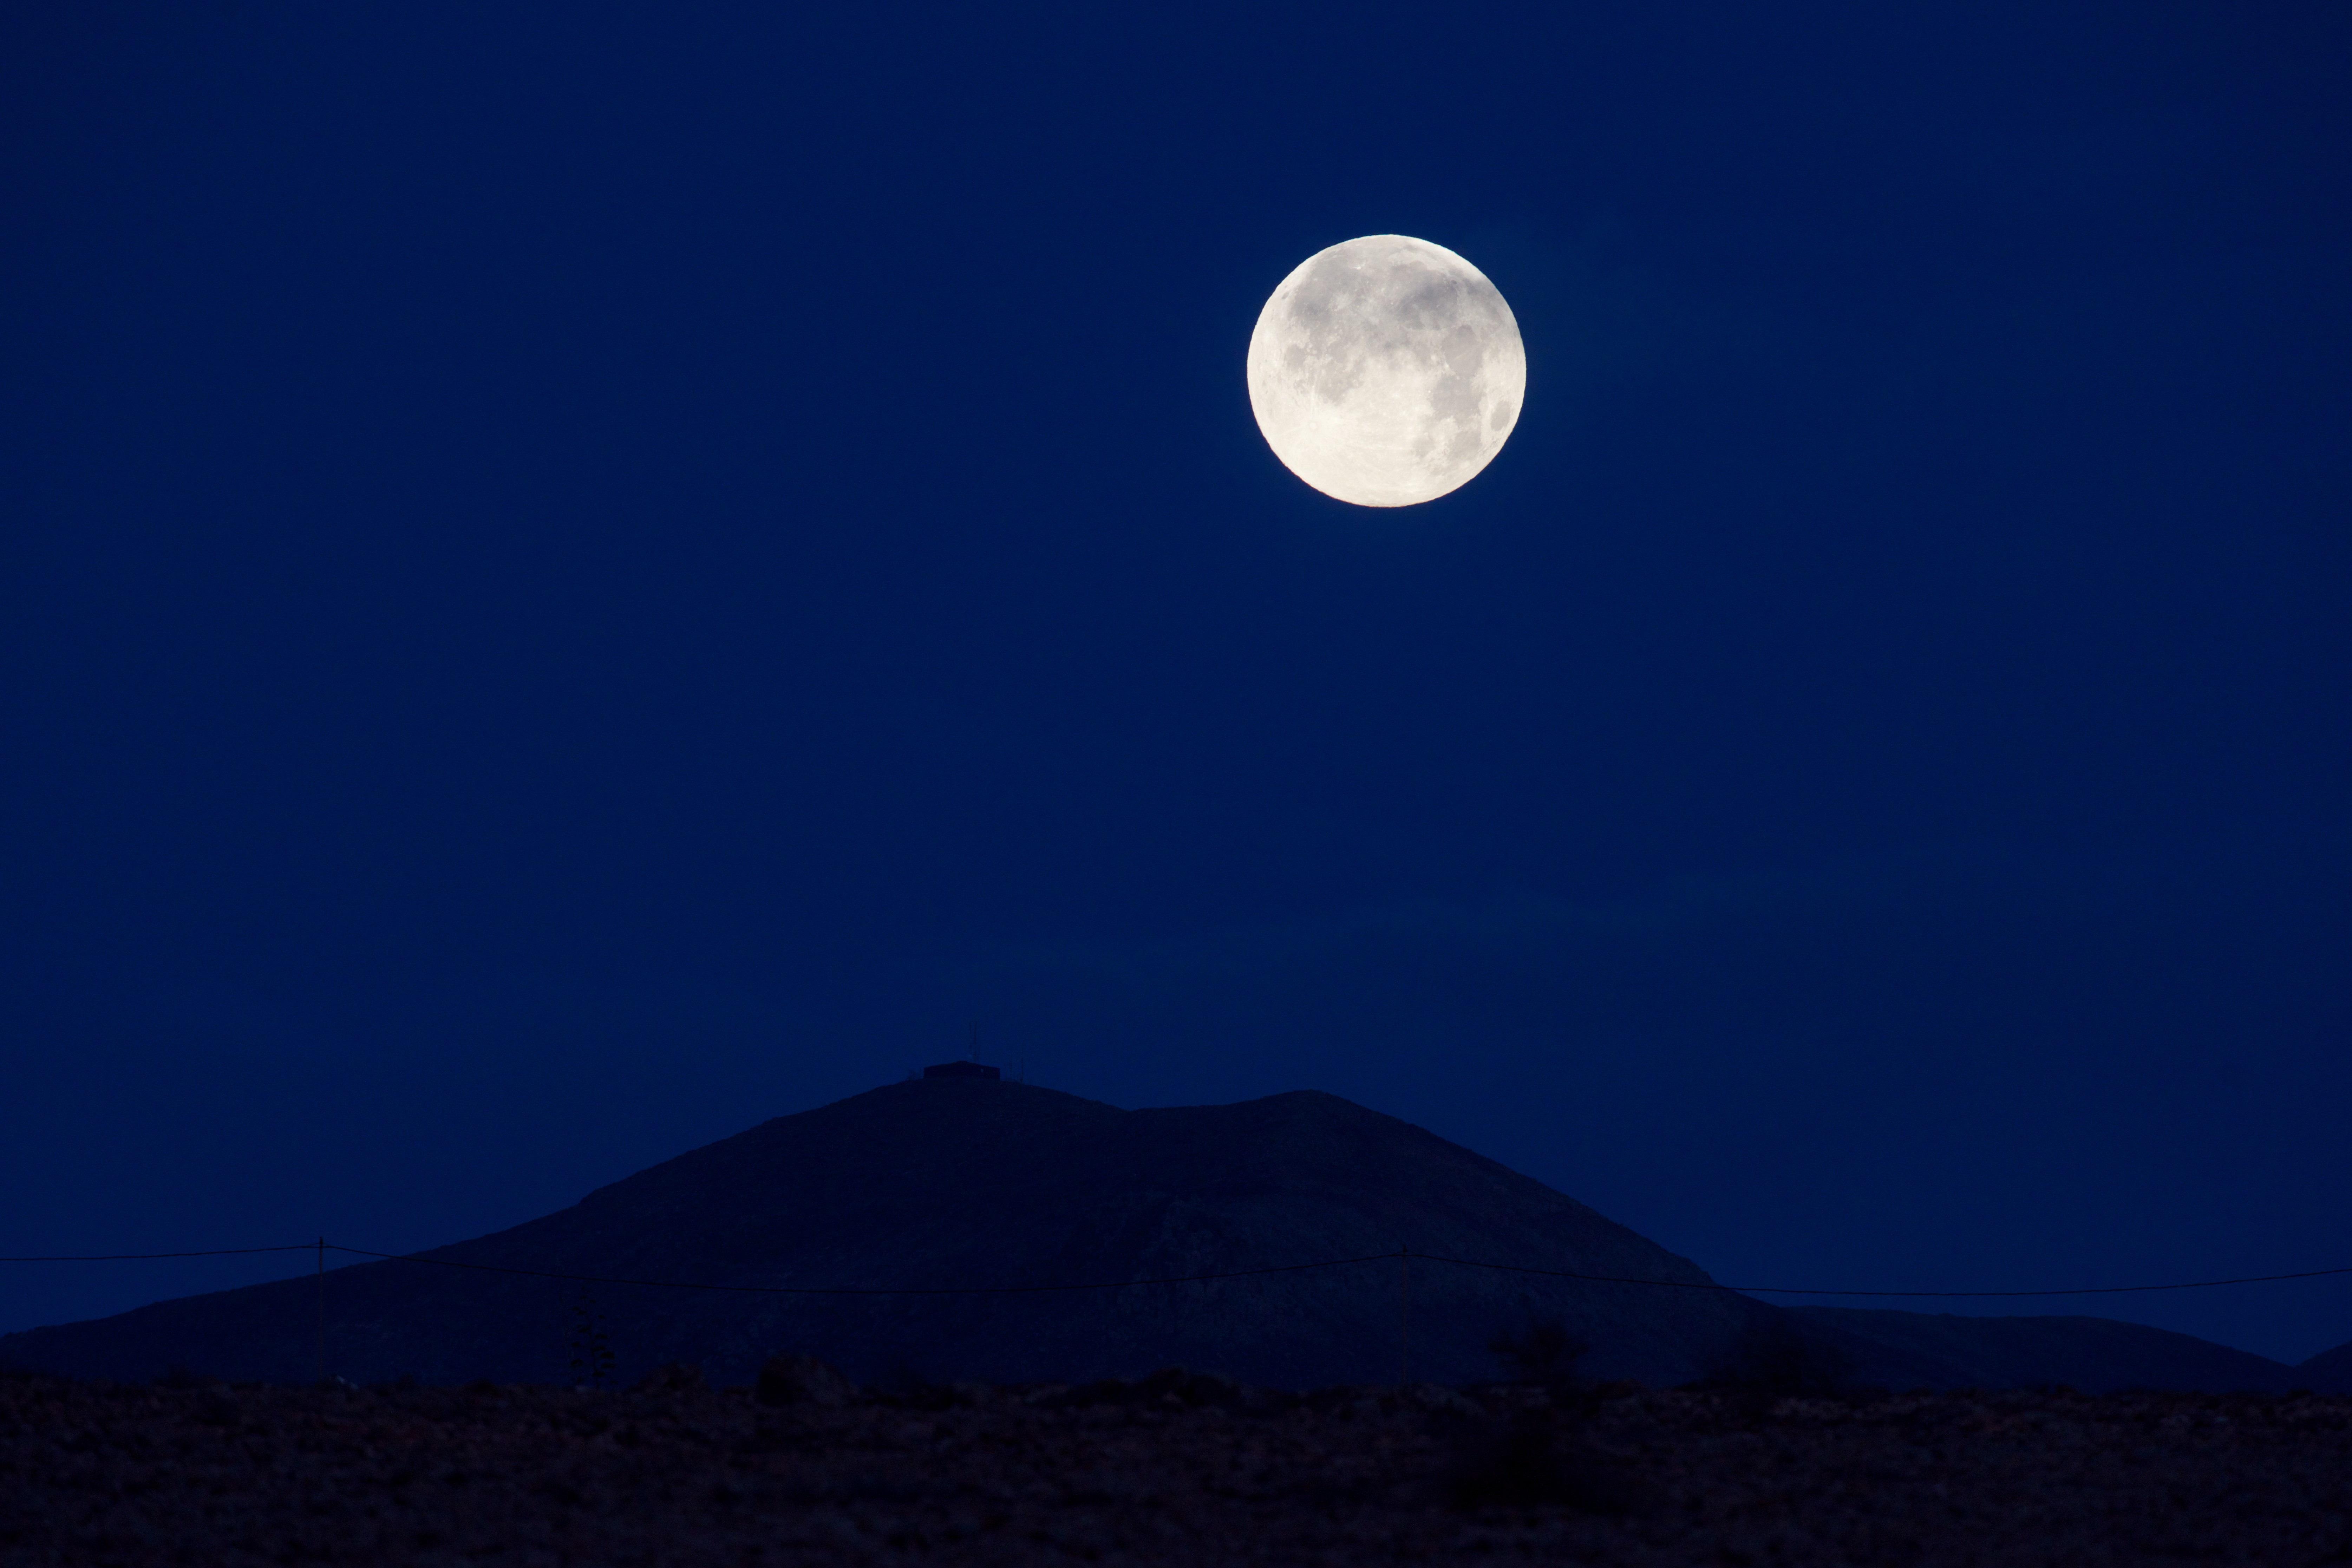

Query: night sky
<box><xmin>5</xmin><ymin>3</ymin><xmax>2347</xmax><ymax>1367</ymax></box>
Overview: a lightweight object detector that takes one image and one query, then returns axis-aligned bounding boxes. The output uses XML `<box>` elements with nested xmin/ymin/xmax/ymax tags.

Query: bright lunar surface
<box><xmin>1247</xmin><ymin>235</ymin><xmax>1525</xmax><ymax>507</ymax></box>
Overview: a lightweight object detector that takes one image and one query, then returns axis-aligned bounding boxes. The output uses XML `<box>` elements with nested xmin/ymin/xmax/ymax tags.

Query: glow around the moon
<box><xmin>1247</xmin><ymin>235</ymin><xmax>1525</xmax><ymax>508</ymax></box>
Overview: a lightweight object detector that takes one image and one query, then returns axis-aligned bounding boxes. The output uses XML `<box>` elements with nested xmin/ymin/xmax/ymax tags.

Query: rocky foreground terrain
<box><xmin>4</xmin><ymin>1364</ymin><xmax>2348</xmax><ymax>1566</ymax></box>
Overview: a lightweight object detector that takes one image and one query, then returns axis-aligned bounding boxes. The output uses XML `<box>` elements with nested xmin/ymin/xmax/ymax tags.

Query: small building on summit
<box><xmin>923</xmin><ymin>1060</ymin><xmax>1000</xmax><ymax>1080</ymax></box>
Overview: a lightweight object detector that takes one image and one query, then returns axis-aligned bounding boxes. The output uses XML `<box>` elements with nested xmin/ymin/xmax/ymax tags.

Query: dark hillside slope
<box><xmin>1792</xmin><ymin>1307</ymin><xmax>2299</xmax><ymax>1393</ymax></box>
<box><xmin>0</xmin><ymin>1081</ymin><xmax>1759</xmax><ymax>1389</ymax></box>
<box><xmin>2299</xmin><ymin>1337</ymin><xmax>2352</xmax><ymax>1394</ymax></box>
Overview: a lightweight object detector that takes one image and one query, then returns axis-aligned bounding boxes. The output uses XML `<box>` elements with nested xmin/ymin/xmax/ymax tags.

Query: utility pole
<box><xmin>315</xmin><ymin>1237</ymin><xmax>326</xmax><ymax>1386</ymax></box>
<box><xmin>1398</xmin><ymin>1244</ymin><xmax>1411</xmax><ymax>1388</ymax></box>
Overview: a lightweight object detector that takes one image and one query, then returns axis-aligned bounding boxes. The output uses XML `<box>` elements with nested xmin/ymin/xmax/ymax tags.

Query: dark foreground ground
<box><xmin>4</xmin><ymin>1366</ymin><xmax>2348</xmax><ymax>1566</ymax></box>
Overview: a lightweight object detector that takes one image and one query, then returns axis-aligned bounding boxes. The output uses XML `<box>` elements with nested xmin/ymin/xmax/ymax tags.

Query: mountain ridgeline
<box><xmin>4</xmin><ymin>1079</ymin><xmax>2342</xmax><ymax>1393</ymax></box>
<box><xmin>1</xmin><ymin>1082</ymin><xmax>1758</xmax><ymax>1389</ymax></box>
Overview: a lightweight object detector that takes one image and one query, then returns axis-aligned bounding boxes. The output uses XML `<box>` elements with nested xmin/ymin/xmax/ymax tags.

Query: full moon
<box><xmin>1247</xmin><ymin>235</ymin><xmax>1525</xmax><ymax>508</ymax></box>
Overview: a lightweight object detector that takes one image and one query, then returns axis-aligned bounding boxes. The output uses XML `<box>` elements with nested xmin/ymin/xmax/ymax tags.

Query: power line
<box><xmin>332</xmin><ymin>1244</ymin><xmax>2352</xmax><ymax>1300</ymax></box>
<box><xmin>0</xmin><ymin>1246</ymin><xmax>318</xmax><ymax>1262</ymax></box>
<box><xmin>1416</xmin><ymin>1252</ymin><xmax>2352</xmax><ymax>1299</ymax></box>
<box><xmin>5</xmin><ymin>1240</ymin><xmax>2349</xmax><ymax>1300</ymax></box>
<box><xmin>325</xmin><ymin>1244</ymin><xmax>1406</xmax><ymax>1294</ymax></box>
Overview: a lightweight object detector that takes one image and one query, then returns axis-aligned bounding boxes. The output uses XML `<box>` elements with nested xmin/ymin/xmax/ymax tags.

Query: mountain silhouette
<box><xmin>2297</xmin><ymin>1336</ymin><xmax>2352</xmax><ymax>1393</ymax></box>
<box><xmin>3</xmin><ymin>1079</ymin><xmax>2323</xmax><ymax>1394</ymax></box>
<box><xmin>0</xmin><ymin>1081</ymin><xmax>1761</xmax><ymax>1388</ymax></box>
<box><xmin>1790</xmin><ymin>1307</ymin><xmax>2303</xmax><ymax>1394</ymax></box>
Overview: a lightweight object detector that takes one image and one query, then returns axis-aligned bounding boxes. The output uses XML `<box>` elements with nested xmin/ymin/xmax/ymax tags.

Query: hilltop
<box><xmin>0</xmin><ymin>1080</ymin><xmax>1756</xmax><ymax>1388</ymax></box>
<box><xmin>4</xmin><ymin>1077</ymin><xmax>2331</xmax><ymax>1394</ymax></box>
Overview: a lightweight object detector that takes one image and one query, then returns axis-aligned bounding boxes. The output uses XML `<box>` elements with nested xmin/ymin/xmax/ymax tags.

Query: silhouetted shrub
<box><xmin>633</xmin><ymin>1363</ymin><xmax>706</xmax><ymax>1397</ymax></box>
<box><xmin>868</xmin><ymin>1364</ymin><xmax>961</xmax><ymax>1409</ymax></box>
<box><xmin>1447</xmin><ymin>1408</ymin><xmax>1645</xmax><ymax>1514</ymax></box>
<box><xmin>1708</xmin><ymin>1317</ymin><xmax>1855</xmax><ymax>1399</ymax></box>
<box><xmin>567</xmin><ymin>1286</ymin><xmax>616</xmax><ymax>1392</ymax></box>
<box><xmin>756</xmin><ymin>1354</ymin><xmax>856</xmax><ymax>1407</ymax></box>
<box><xmin>1489</xmin><ymin>1319</ymin><xmax>1590</xmax><ymax>1393</ymax></box>
<box><xmin>1044</xmin><ymin>1367</ymin><xmax>1257</xmax><ymax>1411</ymax></box>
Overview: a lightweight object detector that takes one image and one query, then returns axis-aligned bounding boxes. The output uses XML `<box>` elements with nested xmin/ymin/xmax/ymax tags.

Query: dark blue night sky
<box><xmin>4</xmin><ymin>3</ymin><xmax>2346</xmax><ymax>1364</ymax></box>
